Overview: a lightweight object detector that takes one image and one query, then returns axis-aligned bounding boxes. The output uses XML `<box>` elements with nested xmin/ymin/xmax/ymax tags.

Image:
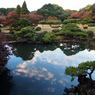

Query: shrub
<box><xmin>35</xmin><ymin>27</ymin><xmax>41</xmax><ymax>31</ymax></box>
<box><xmin>36</xmin><ymin>31</ymin><xmax>47</xmax><ymax>42</ymax></box>
<box><xmin>88</xmin><ymin>24</ymin><xmax>95</xmax><ymax>27</ymax></box>
<box><xmin>63</xmin><ymin>19</ymin><xmax>81</xmax><ymax>24</ymax></box>
<box><xmin>11</xmin><ymin>21</ymin><xmax>20</xmax><ymax>28</ymax></box>
<box><xmin>39</xmin><ymin>20</ymin><xmax>61</xmax><ymax>24</ymax></box>
<box><xmin>52</xmin><ymin>29</ymin><xmax>60</xmax><ymax>33</ymax></box>
<box><xmin>38</xmin><ymin>21</ymin><xmax>47</xmax><ymax>24</ymax></box>
<box><xmin>81</xmin><ymin>21</ymin><xmax>87</xmax><ymax>25</ymax></box>
<box><xmin>51</xmin><ymin>25</ymin><xmax>60</xmax><ymax>28</ymax></box>
<box><xmin>87</xmin><ymin>31</ymin><xmax>94</xmax><ymax>37</ymax></box>
<box><xmin>15</xmin><ymin>26</ymin><xmax>36</xmax><ymax>41</ymax></box>
<box><xmin>42</xmin><ymin>32</ymin><xmax>60</xmax><ymax>43</ymax></box>
<box><xmin>0</xmin><ymin>29</ymin><xmax>1</xmax><ymax>32</ymax></box>
<box><xmin>19</xmin><ymin>18</ymin><xmax>30</xmax><ymax>27</ymax></box>
<box><xmin>46</xmin><ymin>20</ymin><xmax>61</xmax><ymax>24</ymax></box>
<box><xmin>58</xmin><ymin>23</ymin><xmax>88</xmax><ymax>38</ymax></box>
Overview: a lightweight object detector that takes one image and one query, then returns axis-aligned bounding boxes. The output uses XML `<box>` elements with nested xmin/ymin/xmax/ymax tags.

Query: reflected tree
<box><xmin>64</xmin><ymin>61</ymin><xmax>95</xmax><ymax>95</ymax></box>
<box><xmin>10</xmin><ymin>42</ymin><xmax>95</xmax><ymax>61</ymax></box>
<box><xmin>59</xmin><ymin>42</ymin><xmax>86</xmax><ymax>56</ymax></box>
<box><xmin>0</xmin><ymin>32</ymin><xmax>14</xmax><ymax>95</ymax></box>
<box><xmin>0</xmin><ymin>68</ymin><xmax>14</xmax><ymax>95</ymax></box>
<box><xmin>9</xmin><ymin>43</ymin><xmax>59</xmax><ymax>60</ymax></box>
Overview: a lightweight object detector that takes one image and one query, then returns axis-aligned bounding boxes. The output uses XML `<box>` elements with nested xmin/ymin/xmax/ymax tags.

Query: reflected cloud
<box><xmin>47</xmin><ymin>87</ymin><xmax>56</xmax><ymax>92</ymax></box>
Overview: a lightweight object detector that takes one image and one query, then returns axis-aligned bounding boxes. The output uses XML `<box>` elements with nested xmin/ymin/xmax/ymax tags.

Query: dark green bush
<box><xmin>63</xmin><ymin>19</ymin><xmax>81</xmax><ymax>24</ymax></box>
<box><xmin>38</xmin><ymin>21</ymin><xmax>47</xmax><ymax>24</ymax></box>
<box><xmin>19</xmin><ymin>18</ymin><xmax>30</xmax><ymax>27</ymax></box>
<box><xmin>39</xmin><ymin>20</ymin><xmax>61</xmax><ymax>24</ymax></box>
<box><xmin>35</xmin><ymin>27</ymin><xmax>41</xmax><ymax>31</ymax></box>
<box><xmin>52</xmin><ymin>29</ymin><xmax>60</xmax><ymax>33</ymax></box>
<box><xmin>88</xmin><ymin>24</ymin><xmax>95</xmax><ymax>26</ymax></box>
<box><xmin>36</xmin><ymin>31</ymin><xmax>47</xmax><ymax>41</ymax></box>
<box><xmin>51</xmin><ymin>25</ymin><xmax>60</xmax><ymax>28</ymax></box>
<box><xmin>11</xmin><ymin>21</ymin><xmax>20</xmax><ymax>28</ymax></box>
<box><xmin>87</xmin><ymin>31</ymin><xmax>94</xmax><ymax>37</ymax></box>
<box><xmin>0</xmin><ymin>29</ymin><xmax>1</xmax><ymax>32</ymax></box>
<box><xmin>81</xmin><ymin>21</ymin><xmax>87</xmax><ymax>25</ymax></box>
<box><xmin>59</xmin><ymin>23</ymin><xmax>88</xmax><ymax>38</ymax></box>
<box><xmin>42</xmin><ymin>32</ymin><xmax>60</xmax><ymax>43</ymax></box>
<box><xmin>15</xmin><ymin>26</ymin><xmax>36</xmax><ymax>41</ymax></box>
<box><xmin>16</xmin><ymin>25</ymin><xmax>24</xmax><ymax>31</ymax></box>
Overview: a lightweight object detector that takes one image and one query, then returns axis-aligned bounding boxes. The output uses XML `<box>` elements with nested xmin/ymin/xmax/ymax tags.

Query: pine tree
<box><xmin>20</xmin><ymin>1</ymin><xmax>29</xmax><ymax>15</ymax></box>
<box><xmin>16</xmin><ymin>5</ymin><xmax>21</xmax><ymax>16</ymax></box>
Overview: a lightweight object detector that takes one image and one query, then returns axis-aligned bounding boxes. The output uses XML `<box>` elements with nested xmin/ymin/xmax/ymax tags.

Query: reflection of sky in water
<box><xmin>7</xmin><ymin>48</ymin><xmax>95</xmax><ymax>95</ymax></box>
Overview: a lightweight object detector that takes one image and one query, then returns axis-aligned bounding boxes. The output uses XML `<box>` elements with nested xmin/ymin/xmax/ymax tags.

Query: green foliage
<box><xmin>51</xmin><ymin>25</ymin><xmax>60</xmax><ymax>28</ymax></box>
<box><xmin>19</xmin><ymin>18</ymin><xmax>30</xmax><ymax>27</ymax></box>
<box><xmin>36</xmin><ymin>31</ymin><xmax>47</xmax><ymax>42</ymax></box>
<box><xmin>38</xmin><ymin>21</ymin><xmax>46</xmax><ymax>24</ymax></box>
<box><xmin>42</xmin><ymin>32</ymin><xmax>60</xmax><ymax>43</ymax></box>
<box><xmin>35</xmin><ymin>27</ymin><xmax>41</xmax><ymax>31</ymax></box>
<box><xmin>63</xmin><ymin>19</ymin><xmax>81</xmax><ymax>24</ymax></box>
<box><xmin>65</xmin><ymin>61</ymin><xmax>95</xmax><ymax>81</ymax></box>
<box><xmin>0</xmin><ymin>8</ymin><xmax>15</xmax><ymax>15</ymax></box>
<box><xmin>20</xmin><ymin>1</ymin><xmax>29</xmax><ymax>15</ymax></box>
<box><xmin>83</xmin><ymin>18</ymin><xmax>95</xmax><ymax>23</ymax></box>
<box><xmin>88</xmin><ymin>23</ymin><xmax>95</xmax><ymax>26</ymax></box>
<box><xmin>36</xmin><ymin>3</ymin><xmax>64</xmax><ymax>19</ymax></box>
<box><xmin>87</xmin><ymin>31</ymin><xmax>94</xmax><ymax>37</ymax></box>
<box><xmin>38</xmin><ymin>20</ymin><xmax>61</xmax><ymax>24</ymax></box>
<box><xmin>14</xmin><ymin>26</ymin><xmax>36</xmax><ymax>41</ymax></box>
<box><xmin>59</xmin><ymin>23</ymin><xmax>88</xmax><ymax>38</ymax></box>
<box><xmin>46</xmin><ymin>20</ymin><xmax>61</xmax><ymax>24</ymax></box>
<box><xmin>16</xmin><ymin>5</ymin><xmax>21</xmax><ymax>16</ymax></box>
<box><xmin>81</xmin><ymin>21</ymin><xmax>87</xmax><ymax>25</ymax></box>
<box><xmin>52</xmin><ymin>29</ymin><xmax>60</xmax><ymax>33</ymax></box>
<box><xmin>11</xmin><ymin>21</ymin><xmax>20</xmax><ymax>28</ymax></box>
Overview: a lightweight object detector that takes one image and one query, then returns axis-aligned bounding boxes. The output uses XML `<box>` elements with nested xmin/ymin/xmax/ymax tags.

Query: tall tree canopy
<box><xmin>36</xmin><ymin>3</ymin><xmax>64</xmax><ymax>19</ymax></box>
<box><xmin>16</xmin><ymin>5</ymin><xmax>21</xmax><ymax>16</ymax></box>
<box><xmin>20</xmin><ymin>1</ymin><xmax>29</xmax><ymax>15</ymax></box>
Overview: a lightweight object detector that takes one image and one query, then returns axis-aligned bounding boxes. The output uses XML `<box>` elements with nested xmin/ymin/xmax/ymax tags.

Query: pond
<box><xmin>3</xmin><ymin>42</ymin><xmax>95</xmax><ymax>95</ymax></box>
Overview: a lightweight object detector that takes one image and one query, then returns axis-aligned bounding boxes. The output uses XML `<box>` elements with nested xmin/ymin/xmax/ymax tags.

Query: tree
<box><xmin>36</xmin><ymin>3</ymin><xmax>64</xmax><ymax>19</ymax></box>
<box><xmin>19</xmin><ymin>18</ymin><xmax>30</xmax><ymax>27</ymax></box>
<box><xmin>16</xmin><ymin>5</ymin><xmax>21</xmax><ymax>16</ymax></box>
<box><xmin>20</xmin><ymin>13</ymin><xmax>44</xmax><ymax>25</ymax></box>
<box><xmin>42</xmin><ymin>32</ymin><xmax>60</xmax><ymax>43</ymax></box>
<box><xmin>20</xmin><ymin>1</ymin><xmax>29</xmax><ymax>15</ymax></box>
<box><xmin>65</xmin><ymin>61</ymin><xmax>95</xmax><ymax>81</ymax></box>
<box><xmin>6</xmin><ymin>11</ymin><xmax>18</xmax><ymax>25</ymax></box>
<box><xmin>46</xmin><ymin>16</ymin><xmax>58</xmax><ymax>21</ymax></box>
<box><xmin>14</xmin><ymin>26</ymin><xmax>36</xmax><ymax>41</ymax></box>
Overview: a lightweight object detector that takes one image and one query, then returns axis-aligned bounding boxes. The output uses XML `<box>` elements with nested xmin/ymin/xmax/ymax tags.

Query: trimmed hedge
<box><xmin>39</xmin><ymin>20</ymin><xmax>62</xmax><ymax>24</ymax></box>
<box><xmin>88</xmin><ymin>24</ymin><xmax>95</xmax><ymax>27</ymax></box>
<box><xmin>63</xmin><ymin>19</ymin><xmax>81</xmax><ymax>24</ymax></box>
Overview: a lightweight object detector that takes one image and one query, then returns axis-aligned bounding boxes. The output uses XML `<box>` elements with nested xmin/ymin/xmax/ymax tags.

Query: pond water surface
<box><xmin>3</xmin><ymin>42</ymin><xmax>95</xmax><ymax>95</ymax></box>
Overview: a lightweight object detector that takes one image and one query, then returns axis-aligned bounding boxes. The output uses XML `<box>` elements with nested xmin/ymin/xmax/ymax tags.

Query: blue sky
<box><xmin>0</xmin><ymin>0</ymin><xmax>95</xmax><ymax>11</ymax></box>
